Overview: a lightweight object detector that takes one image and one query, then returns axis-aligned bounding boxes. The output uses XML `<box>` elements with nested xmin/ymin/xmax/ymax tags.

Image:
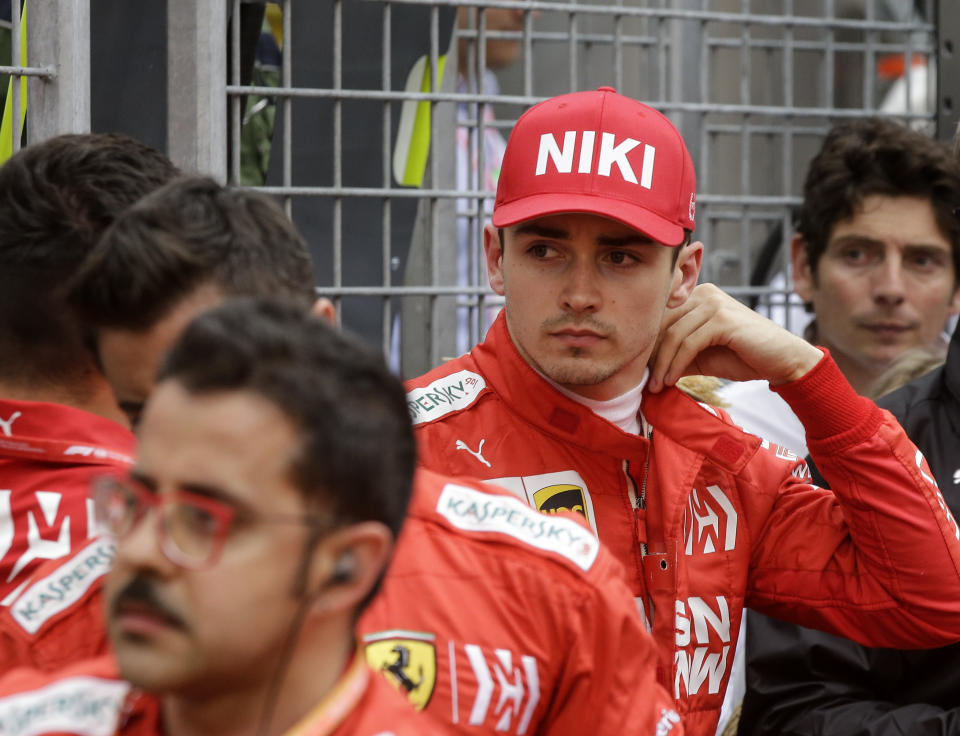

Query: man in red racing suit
<box><xmin>405</xmin><ymin>87</ymin><xmax>960</xmax><ymax>735</ymax></box>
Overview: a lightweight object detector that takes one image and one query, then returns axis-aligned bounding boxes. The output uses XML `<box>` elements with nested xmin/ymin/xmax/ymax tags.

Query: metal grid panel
<box><xmin>223</xmin><ymin>0</ymin><xmax>940</xmax><ymax>376</ymax></box>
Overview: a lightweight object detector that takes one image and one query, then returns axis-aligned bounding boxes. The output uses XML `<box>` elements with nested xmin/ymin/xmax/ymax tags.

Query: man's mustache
<box><xmin>110</xmin><ymin>576</ymin><xmax>186</xmax><ymax>629</ymax></box>
<box><xmin>541</xmin><ymin>315</ymin><xmax>615</xmax><ymax>335</ymax></box>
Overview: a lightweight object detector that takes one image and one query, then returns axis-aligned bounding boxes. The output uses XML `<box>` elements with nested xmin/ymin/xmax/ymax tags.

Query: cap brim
<box><xmin>491</xmin><ymin>193</ymin><xmax>686</xmax><ymax>246</ymax></box>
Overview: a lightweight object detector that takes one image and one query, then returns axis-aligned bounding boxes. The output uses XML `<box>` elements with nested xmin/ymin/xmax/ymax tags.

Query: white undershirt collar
<box><xmin>542</xmin><ymin>369</ymin><xmax>649</xmax><ymax>436</ymax></box>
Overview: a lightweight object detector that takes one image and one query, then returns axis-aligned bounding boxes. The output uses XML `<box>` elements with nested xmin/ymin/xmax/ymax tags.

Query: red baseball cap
<box><xmin>491</xmin><ymin>87</ymin><xmax>696</xmax><ymax>246</ymax></box>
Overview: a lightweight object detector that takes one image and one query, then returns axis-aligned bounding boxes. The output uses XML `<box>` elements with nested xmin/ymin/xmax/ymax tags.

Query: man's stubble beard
<box><xmin>541</xmin><ymin>350</ymin><xmax>623</xmax><ymax>387</ymax></box>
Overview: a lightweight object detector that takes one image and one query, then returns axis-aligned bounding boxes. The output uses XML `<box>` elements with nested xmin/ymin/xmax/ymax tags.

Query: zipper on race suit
<box><xmin>625</xmin><ymin>458</ymin><xmax>648</xmax><ymax>556</ymax></box>
<box><xmin>625</xmin><ymin>421</ymin><xmax>655</xmax><ymax>630</ymax></box>
<box><xmin>629</xmin><ymin>419</ymin><xmax>653</xmax><ymax>555</ymax></box>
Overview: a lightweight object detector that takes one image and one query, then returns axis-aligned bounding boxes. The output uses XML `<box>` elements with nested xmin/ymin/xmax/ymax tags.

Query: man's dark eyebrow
<box><xmin>513</xmin><ymin>223</ymin><xmax>569</xmax><ymax>240</ymax></box>
<box><xmin>829</xmin><ymin>235</ymin><xmax>883</xmax><ymax>248</ymax></box>
<box><xmin>513</xmin><ymin>223</ymin><xmax>654</xmax><ymax>247</ymax></box>
<box><xmin>130</xmin><ymin>469</ymin><xmax>243</xmax><ymax>507</ymax></box>
<box><xmin>831</xmin><ymin>234</ymin><xmax>950</xmax><ymax>252</ymax></box>
<box><xmin>178</xmin><ymin>481</ymin><xmax>242</xmax><ymax>507</ymax></box>
<box><xmin>902</xmin><ymin>244</ymin><xmax>951</xmax><ymax>255</ymax></box>
<box><xmin>596</xmin><ymin>234</ymin><xmax>655</xmax><ymax>247</ymax></box>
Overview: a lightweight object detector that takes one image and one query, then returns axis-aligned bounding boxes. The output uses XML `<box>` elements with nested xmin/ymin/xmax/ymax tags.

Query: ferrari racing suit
<box><xmin>405</xmin><ymin>312</ymin><xmax>960</xmax><ymax>736</ymax></box>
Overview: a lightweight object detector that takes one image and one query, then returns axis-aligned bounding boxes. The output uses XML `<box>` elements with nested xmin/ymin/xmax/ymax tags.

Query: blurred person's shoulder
<box><xmin>713</xmin><ymin>379</ymin><xmax>808</xmax><ymax>456</ymax></box>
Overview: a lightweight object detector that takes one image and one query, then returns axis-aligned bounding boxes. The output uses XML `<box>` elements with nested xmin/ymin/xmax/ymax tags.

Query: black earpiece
<box><xmin>330</xmin><ymin>551</ymin><xmax>355</xmax><ymax>584</ymax></box>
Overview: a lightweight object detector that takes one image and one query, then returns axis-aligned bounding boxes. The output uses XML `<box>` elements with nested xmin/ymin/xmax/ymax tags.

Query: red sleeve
<box><xmin>746</xmin><ymin>353</ymin><xmax>960</xmax><ymax>646</ymax></box>
<box><xmin>541</xmin><ymin>550</ymin><xmax>683</xmax><ymax>736</ymax></box>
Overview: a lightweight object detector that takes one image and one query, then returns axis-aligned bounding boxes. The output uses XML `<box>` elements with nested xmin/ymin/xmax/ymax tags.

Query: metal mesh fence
<box><xmin>0</xmin><ymin>2</ymin><xmax>942</xmax><ymax>375</ymax></box>
<box><xmin>224</xmin><ymin>1</ymin><xmax>939</xmax><ymax>376</ymax></box>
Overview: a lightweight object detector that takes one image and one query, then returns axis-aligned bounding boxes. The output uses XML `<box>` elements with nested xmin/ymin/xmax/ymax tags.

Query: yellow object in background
<box><xmin>0</xmin><ymin>0</ymin><xmax>27</xmax><ymax>164</ymax></box>
<box><xmin>393</xmin><ymin>53</ymin><xmax>447</xmax><ymax>188</ymax></box>
<box><xmin>265</xmin><ymin>2</ymin><xmax>283</xmax><ymax>49</ymax></box>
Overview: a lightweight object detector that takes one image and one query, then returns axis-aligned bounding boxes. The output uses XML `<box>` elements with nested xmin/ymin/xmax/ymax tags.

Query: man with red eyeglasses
<box><xmin>0</xmin><ymin>300</ymin><xmax>444</xmax><ymax>735</ymax></box>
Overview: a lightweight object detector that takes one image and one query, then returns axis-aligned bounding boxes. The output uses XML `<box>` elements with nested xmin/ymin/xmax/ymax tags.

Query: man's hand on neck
<box><xmin>648</xmin><ymin>283</ymin><xmax>824</xmax><ymax>393</ymax></box>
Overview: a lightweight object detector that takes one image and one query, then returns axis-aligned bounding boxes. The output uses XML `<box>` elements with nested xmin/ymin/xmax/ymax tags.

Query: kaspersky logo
<box><xmin>407</xmin><ymin>371</ymin><xmax>486</xmax><ymax>426</ymax></box>
<box><xmin>532</xmin><ymin>484</ymin><xmax>589</xmax><ymax>523</ymax></box>
<box><xmin>363</xmin><ymin>630</ymin><xmax>437</xmax><ymax>710</ymax></box>
<box><xmin>536</xmin><ymin>131</ymin><xmax>656</xmax><ymax>188</ymax></box>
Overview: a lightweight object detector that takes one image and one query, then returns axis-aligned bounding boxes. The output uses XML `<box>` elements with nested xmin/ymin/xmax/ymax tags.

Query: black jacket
<box><xmin>738</xmin><ymin>331</ymin><xmax>960</xmax><ymax>736</ymax></box>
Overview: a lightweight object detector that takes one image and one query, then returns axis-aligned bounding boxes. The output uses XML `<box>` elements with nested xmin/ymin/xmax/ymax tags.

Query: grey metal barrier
<box><xmin>201</xmin><ymin>0</ymin><xmax>943</xmax><ymax>377</ymax></box>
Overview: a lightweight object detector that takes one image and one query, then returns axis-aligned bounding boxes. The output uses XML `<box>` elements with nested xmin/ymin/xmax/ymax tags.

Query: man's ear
<box><xmin>666</xmin><ymin>241</ymin><xmax>703</xmax><ymax>308</ymax></box>
<box><xmin>306</xmin><ymin>522</ymin><xmax>393</xmax><ymax>615</ymax></box>
<box><xmin>791</xmin><ymin>235</ymin><xmax>815</xmax><ymax>303</ymax></box>
<box><xmin>484</xmin><ymin>224</ymin><xmax>506</xmax><ymax>296</ymax></box>
<box><xmin>311</xmin><ymin>297</ymin><xmax>337</xmax><ymax>326</ymax></box>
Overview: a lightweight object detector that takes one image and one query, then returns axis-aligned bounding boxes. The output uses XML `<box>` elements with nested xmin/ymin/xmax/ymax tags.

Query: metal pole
<box><xmin>229</xmin><ymin>0</ymin><xmax>241</xmax><ymax>184</ymax></box>
<box><xmin>11</xmin><ymin>0</ymin><xmax>21</xmax><ymax>153</ymax></box>
<box><xmin>27</xmin><ymin>0</ymin><xmax>90</xmax><ymax>144</ymax></box>
<box><xmin>937</xmin><ymin>0</ymin><xmax>960</xmax><ymax>142</ymax></box>
<box><xmin>167</xmin><ymin>0</ymin><xmax>227</xmax><ymax>179</ymax></box>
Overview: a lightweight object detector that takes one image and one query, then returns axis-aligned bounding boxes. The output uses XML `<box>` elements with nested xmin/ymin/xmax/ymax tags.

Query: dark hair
<box><xmin>67</xmin><ymin>176</ymin><xmax>316</xmax><ymax>332</ymax></box>
<box><xmin>0</xmin><ymin>133</ymin><xmax>178</xmax><ymax>385</ymax></box>
<box><xmin>158</xmin><ymin>298</ymin><xmax>416</xmax><ymax>543</ymax></box>
<box><xmin>671</xmin><ymin>230</ymin><xmax>692</xmax><ymax>266</ymax></box>
<box><xmin>798</xmin><ymin>118</ymin><xmax>960</xmax><ymax>280</ymax></box>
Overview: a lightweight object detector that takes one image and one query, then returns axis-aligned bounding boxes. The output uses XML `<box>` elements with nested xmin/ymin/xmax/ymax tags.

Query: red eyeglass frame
<box><xmin>92</xmin><ymin>474</ymin><xmax>338</xmax><ymax>571</ymax></box>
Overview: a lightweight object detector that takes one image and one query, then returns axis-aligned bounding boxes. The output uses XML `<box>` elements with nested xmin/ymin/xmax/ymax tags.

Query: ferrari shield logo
<box><xmin>533</xmin><ymin>483</ymin><xmax>589</xmax><ymax>522</ymax></box>
<box><xmin>363</xmin><ymin>630</ymin><xmax>437</xmax><ymax>710</ymax></box>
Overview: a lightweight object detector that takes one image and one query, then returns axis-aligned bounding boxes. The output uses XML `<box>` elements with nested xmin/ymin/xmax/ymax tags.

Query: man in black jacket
<box><xmin>738</xmin><ymin>253</ymin><xmax>960</xmax><ymax>735</ymax></box>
